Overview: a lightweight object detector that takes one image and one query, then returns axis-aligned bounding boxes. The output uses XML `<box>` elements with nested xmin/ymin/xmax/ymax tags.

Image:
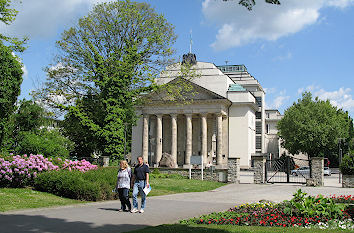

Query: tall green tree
<box><xmin>0</xmin><ymin>41</ymin><xmax>23</xmax><ymax>148</ymax></box>
<box><xmin>35</xmin><ymin>0</ymin><xmax>176</xmax><ymax>159</ymax></box>
<box><xmin>277</xmin><ymin>92</ymin><xmax>352</xmax><ymax>159</ymax></box>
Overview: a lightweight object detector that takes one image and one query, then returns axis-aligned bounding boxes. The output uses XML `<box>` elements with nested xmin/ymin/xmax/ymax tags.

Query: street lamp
<box><xmin>124</xmin><ymin>122</ymin><xmax>129</xmax><ymax>161</ymax></box>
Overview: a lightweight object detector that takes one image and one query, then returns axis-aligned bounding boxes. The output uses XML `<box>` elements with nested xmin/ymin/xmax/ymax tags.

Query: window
<box><xmin>266</xmin><ymin>113</ymin><xmax>270</xmax><ymax>118</ymax></box>
<box><xmin>266</xmin><ymin>124</ymin><xmax>270</xmax><ymax>134</ymax></box>
<box><xmin>255</xmin><ymin>97</ymin><xmax>262</xmax><ymax>107</ymax></box>
<box><xmin>256</xmin><ymin>136</ymin><xmax>262</xmax><ymax>149</ymax></box>
<box><xmin>255</xmin><ymin>111</ymin><xmax>261</xmax><ymax>119</ymax></box>
<box><xmin>256</xmin><ymin>122</ymin><xmax>262</xmax><ymax>134</ymax></box>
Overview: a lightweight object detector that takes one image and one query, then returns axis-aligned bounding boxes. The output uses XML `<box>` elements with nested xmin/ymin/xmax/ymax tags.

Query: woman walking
<box><xmin>116</xmin><ymin>160</ymin><xmax>132</xmax><ymax>212</ymax></box>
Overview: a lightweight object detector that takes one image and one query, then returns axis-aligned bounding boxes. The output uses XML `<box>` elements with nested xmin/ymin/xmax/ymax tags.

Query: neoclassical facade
<box><xmin>131</xmin><ymin>55</ymin><xmax>282</xmax><ymax>169</ymax></box>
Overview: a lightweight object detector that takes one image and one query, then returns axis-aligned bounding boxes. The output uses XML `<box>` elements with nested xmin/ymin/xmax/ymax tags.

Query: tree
<box><xmin>13</xmin><ymin>99</ymin><xmax>46</xmax><ymax>133</ymax></box>
<box><xmin>34</xmin><ymin>0</ymin><xmax>176</xmax><ymax>159</ymax></box>
<box><xmin>0</xmin><ymin>41</ymin><xmax>23</xmax><ymax>148</ymax></box>
<box><xmin>0</xmin><ymin>0</ymin><xmax>27</xmax><ymax>52</ymax></box>
<box><xmin>277</xmin><ymin>92</ymin><xmax>351</xmax><ymax>159</ymax></box>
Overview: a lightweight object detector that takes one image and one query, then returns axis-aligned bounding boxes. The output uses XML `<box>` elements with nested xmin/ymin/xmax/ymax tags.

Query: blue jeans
<box><xmin>132</xmin><ymin>180</ymin><xmax>146</xmax><ymax>209</ymax></box>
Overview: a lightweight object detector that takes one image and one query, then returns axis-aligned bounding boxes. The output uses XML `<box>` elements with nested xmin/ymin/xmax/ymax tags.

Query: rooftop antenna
<box><xmin>189</xmin><ymin>29</ymin><xmax>193</xmax><ymax>53</ymax></box>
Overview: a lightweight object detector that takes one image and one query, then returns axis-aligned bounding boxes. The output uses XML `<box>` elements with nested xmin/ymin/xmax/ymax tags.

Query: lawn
<box><xmin>149</xmin><ymin>178</ymin><xmax>226</xmax><ymax>196</ymax></box>
<box><xmin>0</xmin><ymin>177</ymin><xmax>225</xmax><ymax>212</ymax></box>
<box><xmin>0</xmin><ymin>188</ymin><xmax>85</xmax><ymax>212</ymax></box>
<box><xmin>130</xmin><ymin>224</ymin><xmax>351</xmax><ymax>233</ymax></box>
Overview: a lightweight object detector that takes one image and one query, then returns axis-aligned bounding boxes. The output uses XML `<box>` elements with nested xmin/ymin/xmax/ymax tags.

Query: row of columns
<box><xmin>142</xmin><ymin>113</ymin><xmax>224</xmax><ymax>167</ymax></box>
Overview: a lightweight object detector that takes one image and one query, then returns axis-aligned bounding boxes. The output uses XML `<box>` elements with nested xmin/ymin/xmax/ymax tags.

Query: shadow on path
<box><xmin>0</xmin><ymin>214</ymin><xmax>148</xmax><ymax>233</ymax></box>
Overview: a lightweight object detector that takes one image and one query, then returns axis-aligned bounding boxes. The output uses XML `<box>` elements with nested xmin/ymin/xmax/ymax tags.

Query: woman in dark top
<box><xmin>130</xmin><ymin>156</ymin><xmax>149</xmax><ymax>213</ymax></box>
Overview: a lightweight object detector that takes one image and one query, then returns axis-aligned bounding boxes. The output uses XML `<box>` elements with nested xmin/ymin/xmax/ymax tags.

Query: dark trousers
<box><xmin>118</xmin><ymin>188</ymin><xmax>131</xmax><ymax>211</ymax></box>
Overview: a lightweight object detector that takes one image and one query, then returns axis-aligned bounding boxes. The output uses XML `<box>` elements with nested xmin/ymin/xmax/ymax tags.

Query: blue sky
<box><xmin>3</xmin><ymin>0</ymin><xmax>354</xmax><ymax>116</ymax></box>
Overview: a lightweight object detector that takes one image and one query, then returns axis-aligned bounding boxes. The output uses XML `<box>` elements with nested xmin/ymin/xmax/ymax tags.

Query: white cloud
<box><xmin>1</xmin><ymin>0</ymin><xmax>109</xmax><ymax>38</ymax></box>
<box><xmin>266</xmin><ymin>89</ymin><xmax>290</xmax><ymax>109</ymax></box>
<box><xmin>22</xmin><ymin>64</ymin><xmax>28</xmax><ymax>79</ymax></box>
<box><xmin>264</xmin><ymin>87</ymin><xmax>276</xmax><ymax>94</ymax></box>
<box><xmin>299</xmin><ymin>85</ymin><xmax>354</xmax><ymax>112</ymax></box>
<box><xmin>273</xmin><ymin>52</ymin><xmax>292</xmax><ymax>61</ymax></box>
<box><xmin>202</xmin><ymin>0</ymin><xmax>354</xmax><ymax>51</ymax></box>
<box><xmin>315</xmin><ymin>87</ymin><xmax>354</xmax><ymax>111</ymax></box>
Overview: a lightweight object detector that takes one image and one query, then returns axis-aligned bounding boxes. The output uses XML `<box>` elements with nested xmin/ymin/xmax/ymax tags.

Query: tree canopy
<box><xmin>0</xmin><ymin>41</ymin><xmax>23</xmax><ymax>148</ymax></box>
<box><xmin>277</xmin><ymin>92</ymin><xmax>352</xmax><ymax>160</ymax></box>
<box><xmin>35</xmin><ymin>0</ymin><xmax>177</xmax><ymax>159</ymax></box>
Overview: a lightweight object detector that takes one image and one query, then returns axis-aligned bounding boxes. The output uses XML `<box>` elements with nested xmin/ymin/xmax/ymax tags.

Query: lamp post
<box><xmin>124</xmin><ymin>122</ymin><xmax>129</xmax><ymax>161</ymax></box>
<box><xmin>338</xmin><ymin>138</ymin><xmax>346</xmax><ymax>183</ymax></box>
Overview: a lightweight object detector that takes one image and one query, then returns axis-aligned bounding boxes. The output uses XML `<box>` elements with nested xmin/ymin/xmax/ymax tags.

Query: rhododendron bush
<box><xmin>0</xmin><ymin>154</ymin><xmax>97</xmax><ymax>187</ymax></box>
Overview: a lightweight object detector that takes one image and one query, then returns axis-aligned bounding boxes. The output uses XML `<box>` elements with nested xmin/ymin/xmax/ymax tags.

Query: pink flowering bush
<box><xmin>0</xmin><ymin>154</ymin><xmax>97</xmax><ymax>187</ymax></box>
<box><xmin>0</xmin><ymin>154</ymin><xmax>59</xmax><ymax>187</ymax></box>
<box><xmin>61</xmin><ymin>159</ymin><xmax>98</xmax><ymax>172</ymax></box>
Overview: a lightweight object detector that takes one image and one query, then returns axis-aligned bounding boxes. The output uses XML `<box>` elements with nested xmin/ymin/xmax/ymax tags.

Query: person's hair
<box><xmin>120</xmin><ymin>160</ymin><xmax>129</xmax><ymax>169</ymax></box>
<box><xmin>137</xmin><ymin>156</ymin><xmax>143</xmax><ymax>160</ymax></box>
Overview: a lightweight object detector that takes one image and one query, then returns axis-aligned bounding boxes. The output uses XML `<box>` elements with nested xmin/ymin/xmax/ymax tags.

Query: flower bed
<box><xmin>181</xmin><ymin>190</ymin><xmax>354</xmax><ymax>230</ymax></box>
<box><xmin>0</xmin><ymin>154</ymin><xmax>97</xmax><ymax>187</ymax></box>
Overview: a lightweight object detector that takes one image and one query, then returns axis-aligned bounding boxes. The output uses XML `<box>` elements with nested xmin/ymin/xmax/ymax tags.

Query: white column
<box><xmin>216</xmin><ymin>113</ymin><xmax>223</xmax><ymax>165</ymax></box>
<box><xmin>155</xmin><ymin>114</ymin><xmax>163</xmax><ymax>166</ymax></box>
<box><xmin>171</xmin><ymin>114</ymin><xmax>178</xmax><ymax>168</ymax></box>
<box><xmin>201</xmin><ymin>113</ymin><xmax>208</xmax><ymax>165</ymax></box>
<box><xmin>142</xmin><ymin>114</ymin><xmax>149</xmax><ymax>163</ymax></box>
<box><xmin>185</xmin><ymin>114</ymin><xmax>192</xmax><ymax>167</ymax></box>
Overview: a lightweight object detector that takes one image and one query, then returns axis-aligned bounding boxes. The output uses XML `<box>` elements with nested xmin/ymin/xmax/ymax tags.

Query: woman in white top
<box><xmin>116</xmin><ymin>160</ymin><xmax>132</xmax><ymax>211</ymax></box>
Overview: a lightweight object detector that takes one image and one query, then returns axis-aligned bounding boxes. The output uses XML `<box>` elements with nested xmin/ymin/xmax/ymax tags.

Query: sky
<box><xmin>3</xmin><ymin>0</ymin><xmax>354</xmax><ymax>117</ymax></box>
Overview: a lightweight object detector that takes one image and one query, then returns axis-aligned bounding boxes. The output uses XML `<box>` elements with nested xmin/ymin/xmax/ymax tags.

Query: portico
<box><xmin>135</xmin><ymin>99</ymin><xmax>230</xmax><ymax>168</ymax></box>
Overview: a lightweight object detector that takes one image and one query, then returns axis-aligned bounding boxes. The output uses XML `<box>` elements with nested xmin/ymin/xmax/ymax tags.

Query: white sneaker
<box><xmin>130</xmin><ymin>208</ymin><xmax>138</xmax><ymax>213</ymax></box>
<box><xmin>139</xmin><ymin>209</ymin><xmax>144</xmax><ymax>213</ymax></box>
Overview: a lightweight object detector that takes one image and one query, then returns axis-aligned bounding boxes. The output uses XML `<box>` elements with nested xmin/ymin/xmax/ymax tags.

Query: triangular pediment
<box><xmin>147</xmin><ymin>77</ymin><xmax>225</xmax><ymax>102</ymax></box>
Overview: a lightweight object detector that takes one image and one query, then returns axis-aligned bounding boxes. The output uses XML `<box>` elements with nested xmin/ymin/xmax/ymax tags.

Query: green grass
<box><xmin>130</xmin><ymin>224</ymin><xmax>351</xmax><ymax>233</ymax></box>
<box><xmin>0</xmin><ymin>177</ymin><xmax>225</xmax><ymax>212</ymax></box>
<box><xmin>149</xmin><ymin>178</ymin><xmax>226</xmax><ymax>196</ymax></box>
<box><xmin>0</xmin><ymin>188</ymin><xmax>85</xmax><ymax>212</ymax></box>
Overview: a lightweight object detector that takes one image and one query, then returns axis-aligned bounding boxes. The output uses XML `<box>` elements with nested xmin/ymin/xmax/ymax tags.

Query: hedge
<box><xmin>34</xmin><ymin>168</ymin><xmax>117</xmax><ymax>201</ymax></box>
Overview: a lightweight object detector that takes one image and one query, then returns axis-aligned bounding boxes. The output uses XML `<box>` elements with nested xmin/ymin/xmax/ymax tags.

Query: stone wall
<box><xmin>252</xmin><ymin>155</ymin><xmax>266</xmax><ymax>184</ymax></box>
<box><xmin>156</xmin><ymin>167</ymin><xmax>228</xmax><ymax>183</ymax></box>
<box><xmin>309</xmin><ymin>157</ymin><xmax>324</xmax><ymax>187</ymax></box>
<box><xmin>342</xmin><ymin>175</ymin><xmax>354</xmax><ymax>188</ymax></box>
<box><xmin>227</xmin><ymin>158</ymin><xmax>240</xmax><ymax>183</ymax></box>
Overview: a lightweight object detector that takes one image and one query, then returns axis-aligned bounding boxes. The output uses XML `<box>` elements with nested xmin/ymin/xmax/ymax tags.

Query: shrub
<box><xmin>340</xmin><ymin>154</ymin><xmax>354</xmax><ymax>175</ymax></box>
<box><xmin>0</xmin><ymin>154</ymin><xmax>97</xmax><ymax>187</ymax></box>
<box><xmin>34</xmin><ymin>168</ymin><xmax>118</xmax><ymax>201</ymax></box>
<box><xmin>34</xmin><ymin>170</ymin><xmax>106</xmax><ymax>201</ymax></box>
<box><xmin>0</xmin><ymin>154</ymin><xmax>59</xmax><ymax>187</ymax></box>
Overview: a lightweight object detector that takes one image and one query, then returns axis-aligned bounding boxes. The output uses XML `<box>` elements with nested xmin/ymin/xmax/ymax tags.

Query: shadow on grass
<box><xmin>0</xmin><ymin>214</ymin><xmax>148</xmax><ymax>233</ymax></box>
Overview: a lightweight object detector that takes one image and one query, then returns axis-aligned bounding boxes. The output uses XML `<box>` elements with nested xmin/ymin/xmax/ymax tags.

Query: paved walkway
<box><xmin>1</xmin><ymin>184</ymin><xmax>353</xmax><ymax>233</ymax></box>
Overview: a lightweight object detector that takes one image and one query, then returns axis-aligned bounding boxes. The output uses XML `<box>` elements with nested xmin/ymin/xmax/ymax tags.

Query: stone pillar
<box><xmin>227</xmin><ymin>158</ymin><xmax>240</xmax><ymax>183</ymax></box>
<box><xmin>201</xmin><ymin>113</ymin><xmax>208</xmax><ymax>165</ymax></box>
<box><xmin>216</xmin><ymin>113</ymin><xmax>223</xmax><ymax>165</ymax></box>
<box><xmin>184</xmin><ymin>114</ymin><xmax>192</xmax><ymax>168</ymax></box>
<box><xmin>155</xmin><ymin>114</ymin><xmax>163</xmax><ymax>167</ymax></box>
<box><xmin>309</xmin><ymin>157</ymin><xmax>324</xmax><ymax>187</ymax></box>
<box><xmin>252</xmin><ymin>155</ymin><xmax>266</xmax><ymax>184</ymax></box>
<box><xmin>142</xmin><ymin>114</ymin><xmax>149</xmax><ymax>163</ymax></box>
<box><xmin>171</xmin><ymin>114</ymin><xmax>178</xmax><ymax>168</ymax></box>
